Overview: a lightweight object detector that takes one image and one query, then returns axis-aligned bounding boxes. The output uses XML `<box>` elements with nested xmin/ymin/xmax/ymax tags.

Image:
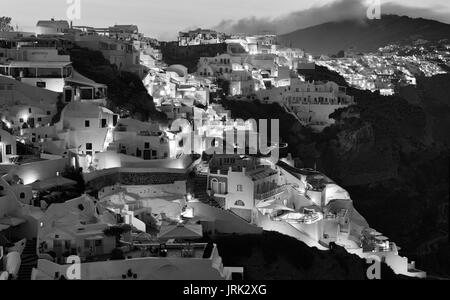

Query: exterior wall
<box><xmin>256</xmin><ymin>87</ymin><xmax>284</xmax><ymax>103</ymax></box>
<box><xmin>113</xmin><ymin>131</ymin><xmax>170</xmax><ymax>160</ymax></box>
<box><xmin>85</xmin><ymin>170</ymin><xmax>189</xmax><ymax>192</ymax></box>
<box><xmin>0</xmin><ymin>129</ymin><xmax>17</xmax><ymax>164</ymax></box>
<box><xmin>10</xmin><ymin>184</ymin><xmax>33</xmax><ymax>205</ymax></box>
<box><xmin>225</xmin><ymin>171</ymin><xmax>253</xmax><ymax>210</ymax></box>
<box><xmin>255</xmin><ymin>212</ymin><xmax>327</xmax><ymax>250</ymax></box>
<box><xmin>65</xmin><ymin>128</ymin><xmax>109</xmax><ymax>155</ymax></box>
<box><xmin>197</xmin><ymin>54</ymin><xmax>233</xmax><ymax>78</ymax></box>
<box><xmin>22</xmin><ymin>126</ymin><xmax>58</xmax><ymax>146</ymax></box>
<box><xmin>34</xmin><ymin>244</ymin><xmax>230</xmax><ymax>280</ymax></box>
<box><xmin>0</xmin><ymin>48</ymin><xmax>70</xmax><ymax>62</ymax></box>
<box><xmin>3</xmin><ymin>105</ymin><xmax>53</xmax><ymax>131</ymax></box>
<box><xmin>20</xmin><ymin>78</ymin><xmax>65</xmax><ymax>93</ymax></box>
<box><xmin>0</xmin><ymin>76</ymin><xmax>59</xmax><ymax>116</ymax></box>
<box><xmin>11</xmin><ymin>157</ymin><xmax>69</xmax><ymax>185</ymax></box>
<box><xmin>124</xmin><ymin>182</ymin><xmax>186</xmax><ymax>197</ymax></box>
<box><xmin>229</xmin><ymin>78</ymin><xmax>255</xmax><ymax>96</ymax></box>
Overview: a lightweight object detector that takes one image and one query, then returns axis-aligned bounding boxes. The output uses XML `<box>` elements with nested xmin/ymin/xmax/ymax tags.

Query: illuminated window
<box><xmin>234</xmin><ymin>200</ymin><xmax>245</xmax><ymax>207</ymax></box>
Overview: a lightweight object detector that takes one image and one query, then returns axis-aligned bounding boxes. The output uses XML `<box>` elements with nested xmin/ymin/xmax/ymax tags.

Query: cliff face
<box><xmin>214</xmin><ymin>232</ymin><xmax>402</xmax><ymax>280</ymax></box>
<box><xmin>68</xmin><ymin>46</ymin><xmax>166</xmax><ymax>122</ymax></box>
<box><xmin>399</xmin><ymin>74</ymin><xmax>450</xmax><ymax>146</ymax></box>
<box><xmin>222</xmin><ymin>68</ymin><xmax>449</xmax><ymax>277</ymax></box>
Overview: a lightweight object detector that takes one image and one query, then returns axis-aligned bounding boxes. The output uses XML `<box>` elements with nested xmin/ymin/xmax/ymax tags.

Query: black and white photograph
<box><xmin>0</xmin><ymin>0</ymin><xmax>449</xmax><ymax>285</ymax></box>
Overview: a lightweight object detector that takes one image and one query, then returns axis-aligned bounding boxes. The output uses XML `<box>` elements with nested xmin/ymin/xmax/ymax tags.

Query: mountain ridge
<box><xmin>278</xmin><ymin>14</ymin><xmax>450</xmax><ymax>55</ymax></box>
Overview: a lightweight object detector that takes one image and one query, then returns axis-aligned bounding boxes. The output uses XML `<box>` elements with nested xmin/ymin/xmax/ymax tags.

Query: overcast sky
<box><xmin>4</xmin><ymin>0</ymin><xmax>450</xmax><ymax>40</ymax></box>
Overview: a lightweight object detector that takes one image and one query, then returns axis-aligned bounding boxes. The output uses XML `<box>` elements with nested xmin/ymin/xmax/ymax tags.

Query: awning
<box><xmin>28</xmin><ymin>176</ymin><xmax>77</xmax><ymax>191</ymax></box>
<box><xmin>2</xmin><ymin>61</ymin><xmax>71</xmax><ymax>68</ymax></box>
<box><xmin>65</xmin><ymin>70</ymin><xmax>106</xmax><ymax>88</ymax></box>
<box><xmin>158</xmin><ymin>224</ymin><xmax>203</xmax><ymax>240</ymax></box>
<box><xmin>0</xmin><ymin>217</ymin><xmax>26</xmax><ymax>227</ymax></box>
<box><xmin>85</xmin><ymin>235</ymin><xmax>104</xmax><ymax>241</ymax></box>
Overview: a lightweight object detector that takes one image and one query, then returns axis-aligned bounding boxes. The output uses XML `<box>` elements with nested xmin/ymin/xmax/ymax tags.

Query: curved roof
<box><xmin>166</xmin><ymin>64</ymin><xmax>188</xmax><ymax>77</ymax></box>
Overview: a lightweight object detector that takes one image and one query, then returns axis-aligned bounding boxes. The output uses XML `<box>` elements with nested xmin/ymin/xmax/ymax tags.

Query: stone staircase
<box><xmin>193</xmin><ymin>174</ymin><xmax>221</xmax><ymax>208</ymax></box>
<box><xmin>17</xmin><ymin>238</ymin><xmax>38</xmax><ymax>280</ymax></box>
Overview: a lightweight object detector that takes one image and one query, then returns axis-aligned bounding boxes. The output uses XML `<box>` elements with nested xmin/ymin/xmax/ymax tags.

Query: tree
<box><xmin>0</xmin><ymin>17</ymin><xmax>14</xmax><ymax>32</ymax></box>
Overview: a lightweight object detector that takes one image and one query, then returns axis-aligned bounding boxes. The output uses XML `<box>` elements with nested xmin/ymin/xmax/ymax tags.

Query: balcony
<box><xmin>255</xmin><ymin>185</ymin><xmax>287</xmax><ymax>201</ymax></box>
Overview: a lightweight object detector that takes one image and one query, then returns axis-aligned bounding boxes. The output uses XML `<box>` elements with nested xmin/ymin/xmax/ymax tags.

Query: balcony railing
<box><xmin>255</xmin><ymin>185</ymin><xmax>287</xmax><ymax>200</ymax></box>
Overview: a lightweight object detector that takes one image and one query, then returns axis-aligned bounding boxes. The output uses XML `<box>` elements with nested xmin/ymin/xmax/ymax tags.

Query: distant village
<box><xmin>0</xmin><ymin>18</ymin><xmax>439</xmax><ymax>280</ymax></box>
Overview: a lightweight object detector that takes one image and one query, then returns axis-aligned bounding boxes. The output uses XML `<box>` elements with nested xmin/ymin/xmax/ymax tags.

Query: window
<box><xmin>37</xmin><ymin>68</ymin><xmax>61</xmax><ymax>78</ymax></box>
<box><xmin>36</xmin><ymin>82</ymin><xmax>46</xmax><ymax>88</ymax></box>
<box><xmin>37</xmin><ymin>117</ymin><xmax>42</xmax><ymax>122</ymax></box>
<box><xmin>151</xmin><ymin>150</ymin><xmax>157</xmax><ymax>157</ymax></box>
<box><xmin>47</xmin><ymin>111</ymin><xmax>51</xmax><ymax>115</ymax></box>
<box><xmin>144</xmin><ymin>142</ymin><xmax>150</xmax><ymax>149</ymax></box>
<box><xmin>5</xmin><ymin>145</ymin><xmax>12</xmax><ymax>155</ymax></box>
<box><xmin>86</xmin><ymin>143</ymin><xmax>93</xmax><ymax>150</ymax></box>
<box><xmin>237</xmin><ymin>185</ymin><xmax>243</xmax><ymax>192</ymax></box>
<box><xmin>20</xmin><ymin>192</ymin><xmax>25</xmax><ymax>199</ymax></box>
<box><xmin>19</xmin><ymin>118</ymin><xmax>24</xmax><ymax>123</ymax></box>
<box><xmin>234</xmin><ymin>200</ymin><xmax>245</xmax><ymax>207</ymax></box>
<box><xmin>85</xmin><ymin>120</ymin><xmax>90</xmax><ymax>127</ymax></box>
<box><xmin>210</xmin><ymin>178</ymin><xmax>219</xmax><ymax>193</ymax></box>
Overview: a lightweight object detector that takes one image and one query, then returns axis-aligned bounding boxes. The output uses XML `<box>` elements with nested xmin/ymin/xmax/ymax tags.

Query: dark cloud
<box><xmin>213</xmin><ymin>0</ymin><xmax>450</xmax><ymax>35</ymax></box>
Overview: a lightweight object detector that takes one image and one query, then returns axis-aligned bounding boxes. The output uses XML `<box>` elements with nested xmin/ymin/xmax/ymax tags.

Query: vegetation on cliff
<box><xmin>68</xmin><ymin>46</ymin><xmax>166</xmax><ymax>122</ymax></box>
<box><xmin>221</xmin><ymin>66</ymin><xmax>449</xmax><ymax>278</ymax></box>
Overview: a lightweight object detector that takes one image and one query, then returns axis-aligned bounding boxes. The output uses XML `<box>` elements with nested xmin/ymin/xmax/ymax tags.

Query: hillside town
<box><xmin>0</xmin><ymin>18</ymin><xmax>439</xmax><ymax>280</ymax></box>
<box><xmin>315</xmin><ymin>43</ymin><xmax>450</xmax><ymax>95</ymax></box>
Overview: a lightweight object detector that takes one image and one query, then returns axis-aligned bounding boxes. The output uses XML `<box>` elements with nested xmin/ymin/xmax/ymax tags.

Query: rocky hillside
<box><xmin>221</xmin><ymin>66</ymin><xmax>449</xmax><ymax>278</ymax></box>
<box><xmin>68</xmin><ymin>46</ymin><xmax>166</xmax><ymax>122</ymax></box>
<box><xmin>213</xmin><ymin>231</ymin><xmax>402</xmax><ymax>280</ymax></box>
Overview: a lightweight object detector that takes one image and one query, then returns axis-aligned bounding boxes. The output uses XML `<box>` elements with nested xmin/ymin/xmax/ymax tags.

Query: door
<box><xmin>143</xmin><ymin>150</ymin><xmax>151</xmax><ymax>160</ymax></box>
<box><xmin>64</xmin><ymin>88</ymin><xmax>73</xmax><ymax>102</ymax></box>
<box><xmin>94</xmin><ymin>239</ymin><xmax>103</xmax><ymax>255</ymax></box>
